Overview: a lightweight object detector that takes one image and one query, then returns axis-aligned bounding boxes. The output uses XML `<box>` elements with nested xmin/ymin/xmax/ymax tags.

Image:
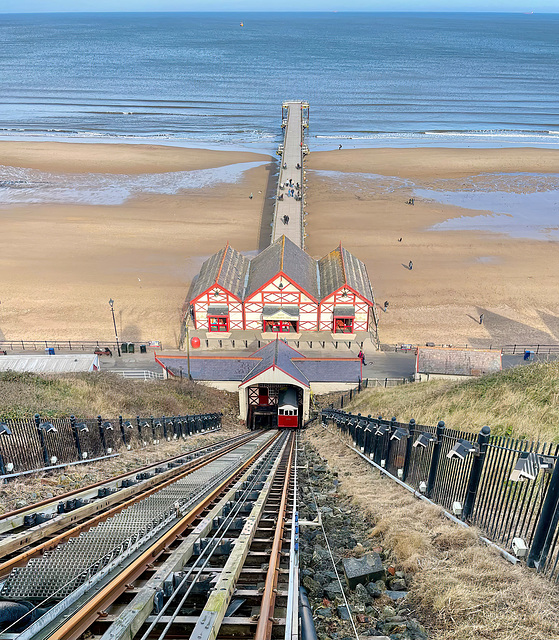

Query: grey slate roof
<box><xmin>188</xmin><ymin>236</ymin><xmax>374</xmax><ymax>306</ymax></box>
<box><xmin>416</xmin><ymin>348</ymin><xmax>502</xmax><ymax>376</ymax></box>
<box><xmin>242</xmin><ymin>340</ymin><xmax>310</xmax><ymax>387</ymax></box>
<box><xmin>189</xmin><ymin>244</ymin><xmax>250</xmax><ymax>302</ymax></box>
<box><xmin>157</xmin><ymin>356</ymin><xmax>258</xmax><ymax>381</ymax></box>
<box><xmin>245</xmin><ymin>236</ymin><xmax>320</xmax><ymax>300</ymax></box>
<box><xmin>156</xmin><ymin>341</ymin><xmax>361</xmax><ymax>385</ymax></box>
<box><xmin>318</xmin><ymin>246</ymin><xmax>374</xmax><ymax>303</ymax></box>
<box><xmin>294</xmin><ymin>359</ymin><xmax>362</xmax><ymax>383</ymax></box>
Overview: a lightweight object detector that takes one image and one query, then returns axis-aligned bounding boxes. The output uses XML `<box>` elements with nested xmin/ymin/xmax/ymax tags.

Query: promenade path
<box><xmin>271</xmin><ymin>101</ymin><xmax>308</xmax><ymax>248</ymax></box>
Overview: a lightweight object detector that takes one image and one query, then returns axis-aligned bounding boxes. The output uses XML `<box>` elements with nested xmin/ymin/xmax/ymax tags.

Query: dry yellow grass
<box><xmin>0</xmin><ymin>371</ymin><xmax>240</xmax><ymax>424</ymax></box>
<box><xmin>306</xmin><ymin>424</ymin><xmax>559</xmax><ymax>640</ymax></box>
<box><xmin>346</xmin><ymin>361</ymin><xmax>559</xmax><ymax>442</ymax></box>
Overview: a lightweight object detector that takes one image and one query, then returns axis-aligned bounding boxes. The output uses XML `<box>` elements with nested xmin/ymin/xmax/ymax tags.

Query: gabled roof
<box><xmin>189</xmin><ymin>244</ymin><xmax>250</xmax><ymax>302</ymax></box>
<box><xmin>318</xmin><ymin>245</ymin><xmax>374</xmax><ymax>304</ymax></box>
<box><xmin>0</xmin><ymin>354</ymin><xmax>99</xmax><ymax>373</ymax></box>
<box><xmin>241</xmin><ymin>339</ymin><xmax>310</xmax><ymax>387</ymax></box>
<box><xmin>416</xmin><ymin>348</ymin><xmax>502</xmax><ymax>376</ymax></box>
<box><xmin>245</xmin><ymin>236</ymin><xmax>319</xmax><ymax>300</ymax></box>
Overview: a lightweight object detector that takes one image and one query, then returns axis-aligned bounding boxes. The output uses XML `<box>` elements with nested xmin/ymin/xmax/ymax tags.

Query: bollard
<box><xmin>462</xmin><ymin>426</ymin><xmax>491</xmax><ymax>522</ymax></box>
<box><xmin>426</xmin><ymin>421</ymin><xmax>445</xmax><ymax>497</ymax></box>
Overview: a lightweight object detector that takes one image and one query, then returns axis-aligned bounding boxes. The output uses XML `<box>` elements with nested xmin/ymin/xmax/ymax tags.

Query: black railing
<box><xmin>0</xmin><ymin>412</ymin><xmax>222</xmax><ymax>478</ymax></box>
<box><xmin>322</xmin><ymin>408</ymin><xmax>559</xmax><ymax>583</ymax></box>
<box><xmin>0</xmin><ymin>339</ymin><xmax>161</xmax><ymax>353</ymax></box>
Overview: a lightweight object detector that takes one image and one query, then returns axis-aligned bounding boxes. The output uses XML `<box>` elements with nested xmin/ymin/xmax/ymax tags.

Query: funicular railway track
<box><xmin>0</xmin><ymin>430</ymin><xmax>299</xmax><ymax>640</ymax></box>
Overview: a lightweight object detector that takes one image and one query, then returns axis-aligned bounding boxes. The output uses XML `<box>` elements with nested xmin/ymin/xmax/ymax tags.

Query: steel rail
<box><xmin>0</xmin><ymin>427</ymin><xmax>232</xmax><ymax>525</ymax></box>
<box><xmin>99</xmin><ymin>437</ymin><xmax>284</xmax><ymax>640</ymax></box>
<box><xmin>254</xmin><ymin>433</ymin><xmax>295</xmax><ymax>640</ymax></box>
<box><xmin>44</xmin><ymin>433</ymin><xmax>281</xmax><ymax>640</ymax></box>
<box><xmin>148</xmin><ymin>433</ymin><xmax>290</xmax><ymax>640</ymax></box>
<box><xmin>284</xmin><ymin>433</ymin><xmax>299</xmax><ymax>640</ymax></box>
<box><xmin>0</xmin><ymin>432</ymin><xmax>260</xmax><ymax>579</ymax></box>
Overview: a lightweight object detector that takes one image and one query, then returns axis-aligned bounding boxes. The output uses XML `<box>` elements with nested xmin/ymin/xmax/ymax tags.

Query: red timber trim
<box><xmin>338</xmin><ymin>241</ymin><xmax>348</xmax><ymax>286</ymax></box>
<box><xmin>245</xmin><ymin>271</ymin><xmax>319</xmax><ymax>304</ymax></box>
<box><xmin>239</xmin><ymin>364</ymin><xmax>310</xmax><ymax>388</ymax></box>
<box><xmin>250</xmin><ymin>340</ymin><xmax>305</xmax><ymax>359</ymax></box>
<box><xmin>331</xmin><ymin>284</ymin><xmax>374</xmax><ymax>308</ymax></box>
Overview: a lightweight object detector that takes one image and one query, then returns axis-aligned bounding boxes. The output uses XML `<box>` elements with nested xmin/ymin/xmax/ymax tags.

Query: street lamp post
<box><xmin>108</xmin><ymin>298</ymin><xmax>121</xmax><ymax>357</ymax></box>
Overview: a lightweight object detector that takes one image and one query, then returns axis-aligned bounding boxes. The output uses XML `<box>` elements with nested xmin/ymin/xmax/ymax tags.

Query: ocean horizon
<box><xmin>0</xmin><ymin>11</ymin><xmax>557</xmax><ymax>152</ymax></box>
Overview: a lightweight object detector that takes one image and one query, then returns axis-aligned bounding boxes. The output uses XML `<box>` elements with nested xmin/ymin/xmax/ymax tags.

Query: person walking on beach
<box><xmin>479</xmin><ymin>313</ymin><xmax>484</xmax><ymax>325</ymax></box>
<box><xmin>339</xmin><ymin>144</ymin><xmax>342</xmax><ymax>150</ymax></box>
<box><xmin>383</xmin><ymin>300</ymin><xmax>389</xmax><ymax>312</ymax></box>
<box><xmin>358</xmin><ymin>350</ymin><xmax>366</xmax><ymax>366</ymax></box>
<box><xmin>408</xmin><ymin>260</ymin><xmax>413</xmax><ymax>270</ymax></box>
<box><xmin>249</xmin><ymin>192</ymin><xmax>253</xmax><ymax>199</ymax></box>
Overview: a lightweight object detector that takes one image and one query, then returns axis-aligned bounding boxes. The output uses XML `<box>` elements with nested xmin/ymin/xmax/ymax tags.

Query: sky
<box><xmin>0</xmin><ymin>2</ymin><xmax>555</xmax><ymax>13</ymax></box>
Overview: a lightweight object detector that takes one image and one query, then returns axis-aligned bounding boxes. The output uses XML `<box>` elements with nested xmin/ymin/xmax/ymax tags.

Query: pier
<box><xmin>272</xmin><ymin>100</ymin><xmax>309</xmax><ymax>248</ymax></box>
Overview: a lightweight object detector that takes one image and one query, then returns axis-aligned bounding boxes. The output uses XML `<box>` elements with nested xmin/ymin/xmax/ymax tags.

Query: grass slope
<box><xmin>0</xmin><ymin>372</ymin><xmax>240</xmax><ymax>424</ymax></box>
<box><xmin>348</xmin><ymin>362</ymin><xmax>559</xmax><ymax>442</ymax></box>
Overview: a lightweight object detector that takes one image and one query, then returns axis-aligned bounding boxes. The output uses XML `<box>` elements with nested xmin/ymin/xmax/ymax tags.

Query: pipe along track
<box><xmin>0</xmin><ymin>430</ymin><xmax>300</xmax><ymax>640</ymax></box>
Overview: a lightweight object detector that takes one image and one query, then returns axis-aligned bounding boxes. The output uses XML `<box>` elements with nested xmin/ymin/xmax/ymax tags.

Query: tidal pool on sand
<box><xmin>417</xmin><ymin>188</ymin><xmax>559</xmax><ymax>240</ymax></box>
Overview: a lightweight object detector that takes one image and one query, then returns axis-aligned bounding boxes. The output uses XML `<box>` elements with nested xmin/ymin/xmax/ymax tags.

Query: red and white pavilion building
<box><xmin>187</xmin><ymin>235</ymin><xmax>377</xmax><ymax>336</ymax></box>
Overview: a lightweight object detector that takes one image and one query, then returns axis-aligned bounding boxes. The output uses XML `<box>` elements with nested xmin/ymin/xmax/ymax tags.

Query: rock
<box><xmin>355</xmin><ymin>583</ymin><xmax>369</xmax><ymax>600</ymax></box>
<box><xmin>385</xmin><ymin>590</ymin><xmax>408</xmax><ymax>600</ymax></box>
<box><xmin>395</xmin><ymin>571</ymin><xmax>405</xmax><ymax>579</ymax></box>
<box><xmin>406</xmin><ymin>619</ymin><xmax>429</xmax><ymax>640</ymax></box>
<box><xmin>366</xmin><ymin>582</ymin><xmax>383</xmax><ymax>598</ymax></box>
<box><xmin>353</xmin><ymin>542</ymin><xmax>365</xmax><ymax>556</ymax></box>
<box><xmin>316</xmin><ymin>607</ymin><xmax>332</xmax><ymax>618</ymax></box>
<box><xmin>302</xmin><ymin>576</ymin><xmax>321</xmax><ymax>596</ymax></box>
<box><xmin>324</xmin><ymin>582</ymin><xmax>344</xmax><ymax>600</ymax></box>
<box><xmin>389</xmin><ymin>578</ymin><xmax>407</xmax><ymax>591</ymax></box>
<box><xmin>320</xmin><ymin>506</ymin><xmax>333</xmax><ymax>515</ymax></box>
<box><xmin>337</xmin><ymin>605</ymin><xmax>351</xmax><ymax>620</ymax></box>
<box><xmin>343</xmin><ymin>552</ymin><xmax>385</xmax><ymax>589</ymax></box>
<box><xmin>382</xmin><ymin>621</ymin><xmax>407</xmax><ymax>634</ymax></box>
<box><xmin>15</xmin><ymin>500</ymin><xmax>27</xmax><ymax>508</ymax></box>
<box><xmin>381</xmin><ymin>606</ymin><xmax>396</xmax><ymax>618</ymax></box>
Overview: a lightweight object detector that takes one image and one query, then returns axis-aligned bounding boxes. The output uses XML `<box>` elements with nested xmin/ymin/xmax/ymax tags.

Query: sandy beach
<box><xmin>306</xmin><ymin>148</ymin><xmax>559</xmax><ymax>347</ymax></box>
<box><xmin>0</xmin><ymin>142</ymin><xmax>274</xmax><ymax>346</ymax></box>
<box><xmin>1</xmin><ymin>142</ymin><xmax>559</xmax><ymax>348</ymax></box>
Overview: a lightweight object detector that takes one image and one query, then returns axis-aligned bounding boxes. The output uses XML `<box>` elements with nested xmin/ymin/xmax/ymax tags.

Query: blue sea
<box><xmin>0</xmin><ymin>11</ymin><xmax>558</xmax><ymax>152</ymax></box>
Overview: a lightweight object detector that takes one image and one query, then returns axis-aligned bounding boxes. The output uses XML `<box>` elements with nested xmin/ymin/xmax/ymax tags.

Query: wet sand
<box><xmin>306</xmin><ymin>148</ymin><xmax>559</xmax><ymax>347</ymax></box>
<box><xmin>1</xmin><ymin>142</ymin><xmax>559</xmax><ymax>349</ymax></box>
<box><xmin>0</xmin><ymin>142</ymin><xmax>273</xmax><ymax>347</ymax></box>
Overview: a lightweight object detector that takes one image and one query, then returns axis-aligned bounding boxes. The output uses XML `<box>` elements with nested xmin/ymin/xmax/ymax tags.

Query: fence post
<box><xmin>162</xmin><ymin>416</ymin><xmax>168</xmax><ymax>441</ymax></box>
<box><xmin>462</xmin><ymin>426</ymin><xmax>491</xmax><ymax>522</ymax></box>
<box><xmin>527</xmin><ymin>459</ymin><xmax>559</xmax><ymax>569</ymax></box>
<box><xmin>382</xmin><ymin>417</ymin><xmax>398</xmax><ymax>466</ymax></box>
<box><xmin>35</xmin><ymin>414</ymin><xmax>50</xmax><ymax>467</ymax></box>
<box><xmin>98</xmin><ymin>415</ymin><xmax>107</xmax><ymax>454</ymax></box>
<box><xmin>402</xmin><ymin>418</ymin><xmax>415</xmax><ymax>482</ymax></box>
<box><xmin>136</xmin><ymin>415</ymin><xmax>142</xmax><ymax>440</ymax></box>
<box><xmin>373</xmin><ymin>416</ymin><xmax>383</xmax><ymax>465</ymax></box>
<box><xmin>70</xmin><ymin>415</ymin><xmax>83</xmax><ymax>460</ymax></box>
<box><xmin>340</xmin><ymin>394</ymin><xmax>344</xmax><ymax>409</ymax></box>
<box><xmin>119</xmin><ymin>416</ymin><xmax>127</xmax><ymax>446</ymax></box>
<box><xmin>426</xmin><ymin>421</ymin><xmax>445</xmax><ymax>497</ymax></box>
<box><xmin>150</xmin><ymin>416</ymin><xmax>156</xmax><ymax>443</ymax></box>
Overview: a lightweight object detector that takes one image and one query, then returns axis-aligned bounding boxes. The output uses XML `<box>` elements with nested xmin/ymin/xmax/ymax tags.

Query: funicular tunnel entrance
<box><xmin>247</xmin><ymin>384</ymin><xmax>303</xmax><ymax>430</ymax></box>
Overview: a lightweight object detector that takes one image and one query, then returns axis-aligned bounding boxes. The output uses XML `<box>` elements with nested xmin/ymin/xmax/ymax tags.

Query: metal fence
<box><xmin>0</xmin><ymin>412</ymin><xmax>222</xmax><ymax>478</ymax></box>
<box><xmin>322</xmin><ymin>408</ymin><xmax>559</xmax><ymax>583</ymax></box>
<box><xmin>0</xmin><ymin>339</ymin><xmax>161</xmax><ymax>353</ymax></box>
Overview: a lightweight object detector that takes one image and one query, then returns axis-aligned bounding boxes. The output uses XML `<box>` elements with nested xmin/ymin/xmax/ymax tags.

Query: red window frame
<box><xmin>264</xmin><ymin>320</ymin><xmax>298</xmax><ymax>333</ymax></box>
<box><xmin>208</xmin><ymin>316</ymin><xmax>229</xmax><ymax>332</ymax></box>
<box><xmin>334</xmin><ymin>317</ymin><xmax>354</xmax><ymax>334</ymax></box>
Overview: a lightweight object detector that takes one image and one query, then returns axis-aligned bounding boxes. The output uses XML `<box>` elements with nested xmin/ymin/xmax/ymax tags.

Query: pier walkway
<box><xmin>272</xmin><ymin>100</ymin><xmax>309</xmax><ymax>249</ymax></box>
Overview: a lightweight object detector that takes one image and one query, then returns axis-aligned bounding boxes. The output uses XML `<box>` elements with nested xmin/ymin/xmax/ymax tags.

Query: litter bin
<box><xmin>121</xmin><ymin>342</ymin><xmax>128</xmax><ymax>354</ymax></box>
<box><xmin>140</xmin><ymin>345</ymin><xmax>147</xmax><ymax>354</ymax></box>
<box><xmin>128</xmin><ymin>343</ymin><xmax>135</xmax><ymax>354</ymax></box>
<box><xmin>524</xmin><ymin>350</ymin><xmax>533</xmax><ymax>361</ymax></box>
<box><xmin>47</xmin><ymin>347</ymin><xmax>55</xmax><ymax>355</ymax></box>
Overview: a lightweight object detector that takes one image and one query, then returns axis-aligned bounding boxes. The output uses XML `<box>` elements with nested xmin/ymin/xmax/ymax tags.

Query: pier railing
<box><xmin>322</xmin><ymin>407</ymin><xmax>559</xmax><ymax>582</ymax></box>
<box><xmin>0</xmin><ymin>412</ymin><xmax>222</xmax><ymax>478</ymax></box>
